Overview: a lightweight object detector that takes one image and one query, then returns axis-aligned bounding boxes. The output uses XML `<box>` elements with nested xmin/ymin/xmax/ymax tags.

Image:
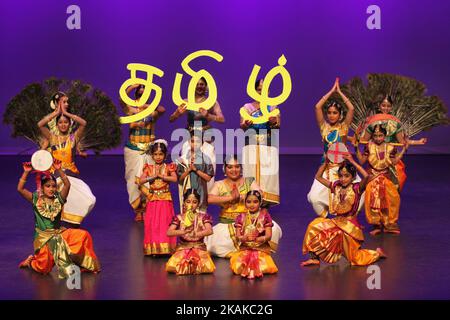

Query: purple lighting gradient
<box><xmin>1</xmin><ymin>0</ymin><xmax>449</xmax><ymax>154</ymax></box>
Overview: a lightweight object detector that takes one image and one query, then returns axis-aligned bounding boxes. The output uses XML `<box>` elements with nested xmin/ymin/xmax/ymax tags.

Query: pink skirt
<box><xmin>143</xmin><ymin>200</ymin><xmax>176</xmax><ymax>255</ymax></box>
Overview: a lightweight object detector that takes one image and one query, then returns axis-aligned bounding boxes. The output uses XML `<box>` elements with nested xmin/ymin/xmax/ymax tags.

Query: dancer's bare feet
<box><xmin>384</xmin><ymin>229</ymin><xmax>400</xmax><ymax>235</ymax></box>
<box><xmin>370</xmin><ymin>227</ymin><xmax>382</xmax><ymax>236</ymax></box>
<box><xmin>19</xmin><ymin>255</ymin><xmax>33</xmax><ymax>268</ymax></box>
<box><xmin>134</xmin><ymin>213</ymin><xmax>143</xmax><ymax>222</ymax></box>
<box><xmin>376</xmin><ymin>248</ymin><xmax>387</xmax><ymax>259</ymax></box>
<box><xmin>301</xmin><ymin>259</ymin><xmax>320</xmax><ymax>267</ymax></box>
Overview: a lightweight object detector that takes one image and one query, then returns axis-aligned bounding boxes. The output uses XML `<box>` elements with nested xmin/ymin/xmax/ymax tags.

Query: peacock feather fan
<box><xmin>340</xmin><ymin>73</ymin><xmax>449</xmax><ymax>137</ymax></box>
<box><xmin>3</xmin><ymin>78</ymin><xmax>122</xmax><ymax>154</ymax></box>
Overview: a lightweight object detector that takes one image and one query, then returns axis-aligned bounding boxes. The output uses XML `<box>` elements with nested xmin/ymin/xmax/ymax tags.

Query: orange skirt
<box><xmin>303</xmin><ymin>217</ymin><xmax>380</xmax><ymax>266</ymax></box>
<box><xmin>166</xmin><ymin>247</ymin><xmax>215</xmax><ymax>275</ymax></box>
<box><xmin>230</xmin><ymin>249</ymin><xmax>278</xmax><ymax>278</ymax></box>
<box><xmin>365</xmin><ymin>176</ymin><xmax>401</xmax><ymax>231</ymax></box>
<box><xmin>23</xmin><ymin>229</ymin><xmax>100</xmax><ymax>276</ymax></box>
<box><xmin>396</xmin><ymin>160</ymin><xmax>407</xmax><ymax>191</ymax></box>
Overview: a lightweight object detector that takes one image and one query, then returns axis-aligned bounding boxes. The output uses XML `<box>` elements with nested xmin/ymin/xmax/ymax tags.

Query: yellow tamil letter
<box><xmin>119</xmin><ymin>63</ymin><xmax>164</xmax><ymax>124</ymax></box>
<box><xmin>172</xmin><ymin>50</ymin><xmax>223</xmax><ymax>112</ymax></box>
<box><xmin>240</xmin><ymin>55</ymin><xmax>292</xmax><ymax>124</ymax></box>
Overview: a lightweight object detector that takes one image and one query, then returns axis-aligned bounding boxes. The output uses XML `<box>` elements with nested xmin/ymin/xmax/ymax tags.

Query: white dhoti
<box><xmin>242</xmin><ymin>144</ymin><xmax>280</xmax><ymax>205</ymax></box>
<box><xmin>124</xmin><ymin>147</ymin><xmax>151</xmax><ymax>210</ymax></box>
<box><xmin>58</xmin><ymin>176</ymin><xmax>96</xmax><ymax>225</ymax></box>
<box><xmin>307</xmin><ymin>164</ymin><xmax>365</xmax><ymax>217</ymax></box>
<box><xmin>205</xmin><ymin>220</ymin><xmax>283</xmax><ymax>258</ymax></box>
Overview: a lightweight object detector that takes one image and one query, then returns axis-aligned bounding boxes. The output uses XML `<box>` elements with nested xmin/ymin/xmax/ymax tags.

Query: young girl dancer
<box><xmin>356</xmin><ymin>124</ymin><xmax>408</xmax><ymax>235</ymax></box>
<box><xmin>18</xmin><ymin>159</ymin><xmax>100</xmax><ymax>278</ymax></box>
<box><xmin>166</xmin><ymin>189</ymin><xmax>215</xmax><ymax>275</ymax></box>
<box><xmin>230</xmin><ymin>190</ymin><xmax>278</xmax><ymax>279</ymax></box>
<box><xmin>138</xmin><ymin>140</ymin><xmax>177</xmax><ymax>255</ymax></box>
<box><xmin>307</xmin><ymin>78</ymin><xmax>359</xmax><ymax>217</ymax></box>
<box><xmin>302</xmin><ymin>155</ymin><xmax>386</xmax><ymax>267</ymax></box>
<box><xmin>37</xmin><ymin>92</ymin><xmax>96</xmax><ymax>226</ymax></box>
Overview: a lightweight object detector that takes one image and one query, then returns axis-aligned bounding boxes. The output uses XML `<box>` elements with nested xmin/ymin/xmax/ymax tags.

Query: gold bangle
<box><xmin>20</xmin><ymin>178</ymin><xmax>27</xmax><ymax>182</ymax></box>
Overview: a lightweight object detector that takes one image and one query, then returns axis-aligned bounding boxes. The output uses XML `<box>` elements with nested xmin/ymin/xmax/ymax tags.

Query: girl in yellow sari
<box><xmin>355</xmin><ymin>95</ymin><xmax>427</xmax><ymax>191</ymax></box>
<box><xmin>302</xmin><ymin>155</ymin><xmax>386</xmax><ymax>267</ymax></box>
<box><xmin>230</xmin><ymin>190</ymin><xmax>278</xmax><ymax>279</ymax></box>
<box><xmin>37</xmin><ymin>92</ymin><xmax>96</xmax><ymax>226</ymax></box>
<box><xmin>356</xmin><ymin>124</ymin><xmax>408</xmax><ymax>235</ymax></box>
<box><xmin>166</xmin><ymin>189</ymin><xmax>215</xmax><ymax>275</ymax></box>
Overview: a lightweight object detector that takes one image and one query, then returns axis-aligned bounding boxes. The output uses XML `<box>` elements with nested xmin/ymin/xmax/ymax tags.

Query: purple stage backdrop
<box><xmin>1</xmin><ymin>0</ymin><xmax>449</xmax><ymax>155</ymax></box>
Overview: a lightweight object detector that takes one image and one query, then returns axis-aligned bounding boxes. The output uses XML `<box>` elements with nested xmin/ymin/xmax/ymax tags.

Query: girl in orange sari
<box><xmin>302</xmin><ymin>155</ymin><xmax>386</xmax><ymax>267</ymax></box>
<box><xmin>356</xmin><ymin>124</ymin><xmax>408</xmax><ymax>235</ymax></box>
<box><xmin>17</xmin><ymin>159</ymin><xmax>100</xmax><ymax>278</ymax></box>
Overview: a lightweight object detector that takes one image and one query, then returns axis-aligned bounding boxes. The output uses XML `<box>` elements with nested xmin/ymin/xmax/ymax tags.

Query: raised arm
<box><xmin>120</xmin><ymin>84</ymin><xmax>140</xmax><ymax>112</ymax></box>
<box><xmin>407</xmin><ymin>136</ymin><xmax>427</xmax><ymax>145</ymax></box>
<box><xmin>315</xmin><ymin>162</ymin><xmax>332</xmax><ymax>188</ymax></box>
<box><xmin>17</xmin><ymin>162</ymin><xmax>33</xmax><ymax>203</ymax></box>
<box><xmin>342</xmin><ymin>153</ymin><xmax>369</xmax><ymax>190</ymax></box>
<box><xmin>360</xmin><ymin>129</ymin><xmax>371</xmax><ymax>143</ymax></box>
<box><xmin>336</xmin><ymin>79</ymin><xmax>354</xmax><ymax>126</ymax></box>
<box><xmin>315</xmin><ymin>79</ymin><xmax>338</xmax><ymax>128</ymax></box>
<box><xmin>61</xmin><ymin>104</ymin><xmax>86</xmax><ymax>141</ymax></box>
<box><xmin>392</xmin><ymin>141</ymin><xmax>409</xmax><ymax>165</ymax></box>
<box><xmin>355</xmin><ymin>143</ymin><xmax>368</xmax><ymax>164</ymax></box>
<box><xmin>37</xmin><ymin>105</ymin><xmax>60</xmax><ymax>141</ymax></box>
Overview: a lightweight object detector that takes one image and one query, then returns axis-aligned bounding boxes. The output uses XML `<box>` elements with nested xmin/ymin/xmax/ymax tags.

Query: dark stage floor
<box><xmin>0</xmin><ymin>155</ymin><xmax>449</xmax><ymax>300</ymax></box>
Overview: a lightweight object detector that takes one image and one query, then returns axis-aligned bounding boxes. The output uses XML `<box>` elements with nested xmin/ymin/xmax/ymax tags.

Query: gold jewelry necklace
<box><xmin>36</xmin><ymin>195</ymin><xmax>62</xmax><ymax>221</ymax></box>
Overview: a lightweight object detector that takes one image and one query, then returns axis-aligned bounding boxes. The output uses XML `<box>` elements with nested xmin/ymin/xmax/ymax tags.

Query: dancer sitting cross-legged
<box><xmin>165</xmin><ymin>189</ymin><xmax>215</xmax><ymax>276</ymax></box>
<box><xmin>230</xmin><ymin>190</ymin><xmax>278</xmax><ymax>279</ymax></box>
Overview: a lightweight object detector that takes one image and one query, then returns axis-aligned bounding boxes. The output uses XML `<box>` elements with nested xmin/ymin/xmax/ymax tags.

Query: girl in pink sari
<box><xmin>138</xmin><ymin>140</ymin><xmax>177</xmax><ymax>255</ymax></box>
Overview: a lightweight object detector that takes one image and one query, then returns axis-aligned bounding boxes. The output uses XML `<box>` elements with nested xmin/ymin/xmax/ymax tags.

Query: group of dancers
<box><xmin>16</xmin><ymin>75</ymin><xmax>435</xmax><ymax>280</ymax></box>
<box><xmin>122</xmin><ymin>78</ymin><xmax>281</xmax><ymax>278</ymax></box>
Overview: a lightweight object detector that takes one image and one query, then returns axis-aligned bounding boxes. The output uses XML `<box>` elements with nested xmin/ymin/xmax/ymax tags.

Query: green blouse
<box><xmin>32</xmin><ymin>191</ymin><xmax>65</xmax><ymax>236</ymax></box>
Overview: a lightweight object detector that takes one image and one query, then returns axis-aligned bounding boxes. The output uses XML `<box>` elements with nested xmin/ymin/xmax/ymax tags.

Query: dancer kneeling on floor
<box><xmin>166</xmin><ymin>189</ymin><xmax>215</xmax><ymax>275</ymax></box>
<box><xmin>17</xmin><ymin>159</ymin><xmax>100</xmax><ymax>278</ymax></box>
<box><xmin>230</xmin><ymin>190</ymin><xmax>278</xmax><ymax>279</ymax></box>
<box><xmin>301</xmin><ymin>154</ymin><xmax>387</xmax><ymax>267</ymax></box>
